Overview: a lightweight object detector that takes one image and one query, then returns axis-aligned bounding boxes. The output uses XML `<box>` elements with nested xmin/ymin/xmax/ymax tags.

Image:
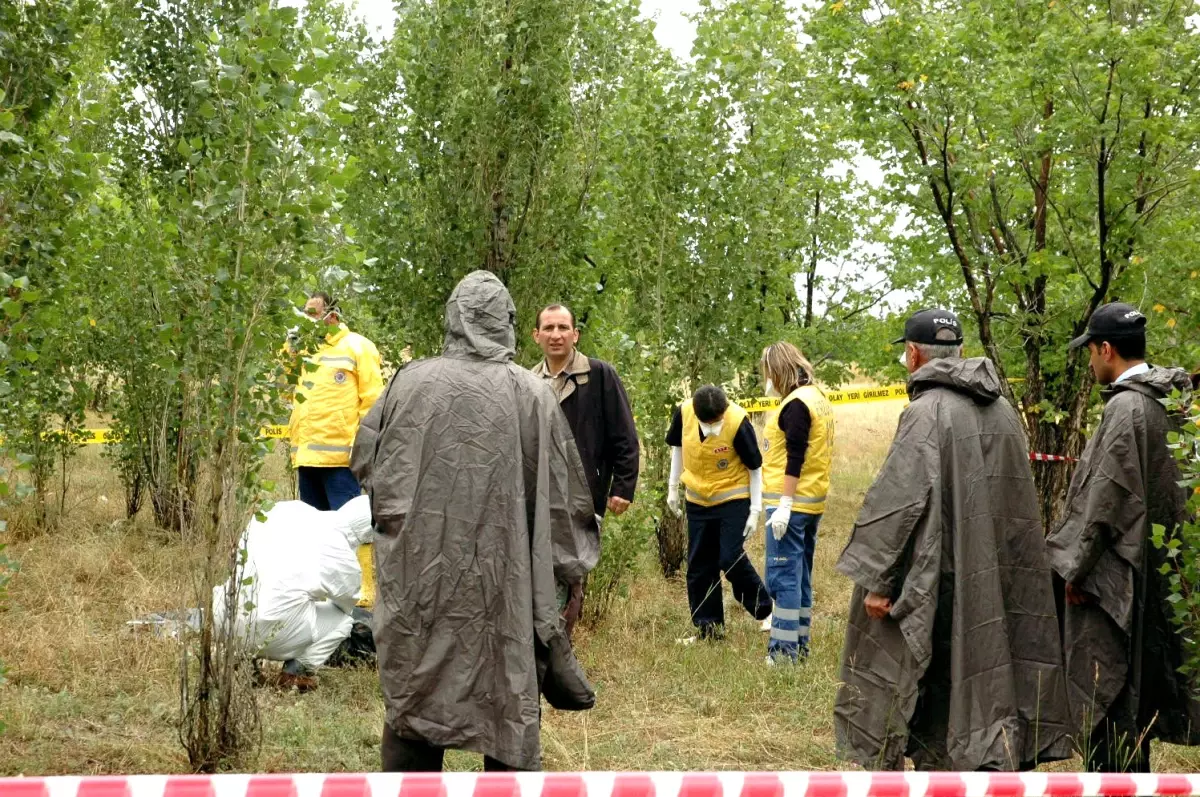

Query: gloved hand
<box><xmin>667</xmin><ymin>487</ymin><xmax>682</xmax><ymax>518</ymax></box>
<box><xmin>768</xmin><ymin>497</ymin><xmax>793</xmax><ymax>541</ymax></box>
<box><xmin>743</xmin><ymin>509</ymin><xmax>760</xmax><ymax>540</ymax></box>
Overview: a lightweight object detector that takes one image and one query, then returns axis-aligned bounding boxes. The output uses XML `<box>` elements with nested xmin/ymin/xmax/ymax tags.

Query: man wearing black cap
<box><xmin>1047</xmin><ymin>302</ymin><xmax>1200</xmax><ymax>771</ymax></box>
<box><xmin>834</xmin><ymin>308</ymin><xmax>1071</xmax><ymax>771</ymax></box>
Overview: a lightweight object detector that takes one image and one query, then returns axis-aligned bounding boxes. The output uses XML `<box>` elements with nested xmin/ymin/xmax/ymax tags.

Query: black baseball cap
<box><xmin>1068</xmin><ymin>302</ymin><xmax>1147</xmax><ymax>350</ymax></box>
<box><xmin>893</xmin><ymin>308</ymin><xmax>964</xmax><ymax>346</ymax></box>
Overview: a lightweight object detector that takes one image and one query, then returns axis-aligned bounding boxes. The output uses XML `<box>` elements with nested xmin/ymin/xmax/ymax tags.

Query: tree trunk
<box><xmin>804</xmin><ymin>190</ymin><xmax>820</xmax><ymax>328</ymax></box>
<box><xmin>656</xmin><ymin>510</ymin><xmax>687</xmax><ymax>578</ymax></box>
<box><xmin>647</xmin><ymin>439</ymin><xmax>686</xmax><ymax>577</ymax></box>
<box><xmin>124</xmin><ymin>466</ymin><xmax>144</xmax><ymax>519</ymax></box>
<box><xmin>485</xmin><ymin>181</ymin><xmax>509</xmax><ymax>276</ymax></box>
<box><xmin>1024</xmin><ymin>345</ymin><xmax>1094</xmax><ymax>527</ymax></box>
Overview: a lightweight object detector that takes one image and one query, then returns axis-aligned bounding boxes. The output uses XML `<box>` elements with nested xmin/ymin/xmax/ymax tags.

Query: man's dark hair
<box><xmin>310</xmin><ymin>291</ymin><xmax>337</xmax><ymax>311</ymax></box>
<box><xmin>536</xmin><ymin>304</ymin><xmax>575</xmax><ymax>330</ymax></box>
<box><xmin>692</xmin><ymin>385</ymin><xmax>729</xmax><ymax>423</ymax></box>
<box><xmin>1094</xmin><ymin>335</ymin><xmax>1146</xmax><ymax>361</ymax></box>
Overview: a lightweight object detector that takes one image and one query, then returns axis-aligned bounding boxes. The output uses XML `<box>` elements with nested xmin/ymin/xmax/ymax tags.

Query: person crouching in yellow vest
<box><xmin>665</xmin><ymin>385</ymin><xmax>772</xmax><ymax>640</ymax></box>
<box><xmin>759</xmin><ymin>342</ymin><xmax>834</xmax><ymax>663</ymax></box>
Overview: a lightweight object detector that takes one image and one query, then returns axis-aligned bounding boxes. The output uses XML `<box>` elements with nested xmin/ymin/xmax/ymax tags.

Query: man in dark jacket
<box><xmin>1047</xmin><ymin>302</ymin><xmax>1200</xmax><ymax>772</ymax></box>
<box><xmin>351</xmin><ymin>272</ymin><xmax>599</xmax><ymax>772</ymax></box>
<box><xmin>835</xmin><ymin>309</ymin><xmax>1072</xmax><ymax>771</ymax></box>
<box><xmin>532</xmin><ymin>304</ymin><xmax>640</xmax><ymax>633</ymax></box>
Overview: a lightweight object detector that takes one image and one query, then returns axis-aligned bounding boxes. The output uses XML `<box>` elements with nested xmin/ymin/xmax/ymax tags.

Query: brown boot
<box><xmin>279</xmin><ymin>660</ymin><xmax>318</xmax><ymax>693</ymax></box>
<box><xmin>278</xmin><ymin>670</ymin><xmax>318</xmax><ymax>693</ymax></box>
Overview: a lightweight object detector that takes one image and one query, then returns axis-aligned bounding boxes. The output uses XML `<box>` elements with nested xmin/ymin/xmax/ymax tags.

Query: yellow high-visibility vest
<box><xmin>680</xmin><ymin>400</ymin><xmax>751</xmax><ymax>507</ymax></box>
<box><xmin>761</xmin><ymin>385</ymin><xmax>834</xmax><ymax>515</ymax></box>
<box><xmin>288</xmin><ymin>325</ymin><xmax>384</xmax><ymax>468</ymax></box>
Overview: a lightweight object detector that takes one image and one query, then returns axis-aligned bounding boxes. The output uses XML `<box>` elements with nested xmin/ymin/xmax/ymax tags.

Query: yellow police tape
<box><xmin>46</xmin><ymin>425</ymin><xmax>290</xmax><ymax>446</ymax></box>
<box><xmin>738</xmin><ymin>383</ymin><xmax>908</xmax><ymax>414</ymax></box>
<box><xmin>59</xmin><ymin>387</ymin><xmax>910</xmax><ymax>445</ymax></box>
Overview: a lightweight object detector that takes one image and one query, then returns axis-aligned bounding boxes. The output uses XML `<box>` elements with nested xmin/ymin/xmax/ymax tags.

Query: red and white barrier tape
<box><xmin>1029</xmin><ymin>453</ymin><xmax>1077</xmax><ymax>463</ymax></box>
<box><xmin>3</xmin><ymin>772</ymin><xmax>1199</xmax><ymax>797</ymax></box>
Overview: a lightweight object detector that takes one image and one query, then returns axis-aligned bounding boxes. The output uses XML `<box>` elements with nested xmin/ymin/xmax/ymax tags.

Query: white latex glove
<box><xmin>743</xmin><ymin>509</ymin><xmax>760</xmax><ymax>540</ymax></box>
<box><xmin>667</xmin><ymin>446</ymin><xmax>684</xmax><ymax>518</ymax></box>
<box><xmin>769</xmin><ymin>497</ymin><xmax>793</xmax><ymax>541</ymax></box>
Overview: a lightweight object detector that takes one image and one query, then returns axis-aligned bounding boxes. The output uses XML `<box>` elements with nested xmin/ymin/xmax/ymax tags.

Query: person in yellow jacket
<box><xmin>665</xmin><ymin>384</ymin><xmax>772</xmax><ymax>640</ymax></box>
<box><xmin>759</xmin><ymin>342</ymin><xmax>834</xmax><ymax>662</ymax></box>
<box><xmin>288</xmin><ymin>292</ymin><xmax>384</xmax><ymax>512</ymax></box>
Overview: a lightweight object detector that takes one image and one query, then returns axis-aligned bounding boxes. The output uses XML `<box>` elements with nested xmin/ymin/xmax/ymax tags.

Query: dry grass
<box><xmin>2</xmin><ymin>401</ymin><xmax>1198</xmax><ymax>773</ymax></box>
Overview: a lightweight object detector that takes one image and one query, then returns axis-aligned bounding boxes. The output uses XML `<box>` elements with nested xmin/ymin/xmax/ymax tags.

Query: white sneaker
<box><xmin>675</xmin><ymin>635</ymin><xmax>698</xmax><ymax>646</ymax></box>
<box><xmin>760</xmin><ymin>615</ymin><xmax>772</xmax><ymax>632</ymax></box>
<box><xmin>764</xmin><ymin>655</ymin><xmax>776</xmax><ymax>667</ymax></box>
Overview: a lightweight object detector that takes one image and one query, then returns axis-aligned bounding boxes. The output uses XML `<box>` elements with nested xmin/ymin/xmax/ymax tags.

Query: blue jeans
<box><xmin>297</xmin><ymin>466</ymin><xmax>362</xmax><ymax>511</ymax></box>
<box><xmin>765</xmin><ymin>510</ymin><xmax>821</xmax><ymax>660</ymax></box>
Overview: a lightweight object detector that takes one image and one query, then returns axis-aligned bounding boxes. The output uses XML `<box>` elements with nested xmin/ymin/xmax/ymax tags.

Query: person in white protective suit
<box><xmin>213</xmin><ymin>494</ymin><xmax>374</xmax><ymax>692</ymax></box>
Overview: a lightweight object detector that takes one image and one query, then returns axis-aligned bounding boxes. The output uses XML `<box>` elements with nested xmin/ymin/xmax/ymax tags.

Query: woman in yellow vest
<box><xmin>665</xmin><ymin>385</ymin><xmax>772</xmax><ymax>640</ymax></box>
<box><xmin>760</xmin><ymin>342</ymin><xmax>834</xmax><ymax>662</ymax></box>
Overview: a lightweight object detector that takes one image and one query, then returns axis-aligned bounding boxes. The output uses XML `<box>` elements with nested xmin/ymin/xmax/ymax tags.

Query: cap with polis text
<box><xmin>893</xmin><ymin>308</ymin><xmax>964</xmax><ymax>346</ymax></box>
<box><xmin>1068</xmin><ymin>302</ymin><xmax>1147</xmax><ymax>350</ymax></box>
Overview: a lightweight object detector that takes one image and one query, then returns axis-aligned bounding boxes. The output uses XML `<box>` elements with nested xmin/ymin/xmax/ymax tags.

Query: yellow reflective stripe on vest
<box><xmin>316</xmin><ymin>355</ymin><xmax>358</xmax><ymax>368</ymax></box>
<box><xmin>686</xmin><ymin>485</ymin><xmax>751</xmax><ymax>505</ymax></box>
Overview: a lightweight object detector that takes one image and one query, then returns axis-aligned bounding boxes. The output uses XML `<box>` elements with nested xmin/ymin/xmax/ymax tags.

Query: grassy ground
<box><xmin>1</xmin><ymin>399</ymin><xmax>1198</xmax><ymax>774</ymax></box>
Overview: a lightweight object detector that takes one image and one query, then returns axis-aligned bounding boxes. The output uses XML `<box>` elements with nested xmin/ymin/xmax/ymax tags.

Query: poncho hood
<box><xmin>443</xmin><ymin>270</ymin><xmax>517</xmax><ymax>363</ymax></box>
<box><xmin>909</xmin><ymin>356</ymin><xmax>1002</xmax><ymax>405</ymax></box>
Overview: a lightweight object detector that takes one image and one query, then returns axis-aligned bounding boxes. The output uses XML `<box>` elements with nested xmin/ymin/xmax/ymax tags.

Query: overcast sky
<box><xmin>347</xmin><ymin>0</ymin><xmax>702</xmax><ymax>57</ymax></box>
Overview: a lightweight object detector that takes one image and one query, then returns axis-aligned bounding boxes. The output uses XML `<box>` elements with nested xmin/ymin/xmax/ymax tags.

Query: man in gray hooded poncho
<box><xmin>1047</xmin><ymin>302</ymin><xmax>1200</xmax><ymax>772</ymax></box>
<box><xmin>834</xmin><ymin>309</ymin><xmax>1072</xmax><ymax>771</ymax></box>
<box><xmin>350</xmin><ymin>271</ymin><xmax>600</xmax><ymax>772</ymax></box>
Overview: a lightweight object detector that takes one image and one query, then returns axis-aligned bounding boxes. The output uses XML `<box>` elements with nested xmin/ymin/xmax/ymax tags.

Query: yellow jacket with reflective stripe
<box><xmin>762</xmin><ymin>384</ymin><xmax>835</xmax><ymax>514</ymax></box>
<box><xmin>288</xmin><ymin>325</ymin><xmax>384</xmax><ymax>468</ymax></box>
<box><xmin>680</xmin><ymin>400</ymin><xmax>751</xmax><ymax>507</ymax></box>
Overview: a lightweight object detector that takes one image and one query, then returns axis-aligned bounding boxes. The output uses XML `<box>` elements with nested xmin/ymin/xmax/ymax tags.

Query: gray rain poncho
<box><xmin>1046</xmin><ymin>367</ymin><xmax>1200</xmax><ymax>750</ymax></box>
<box><xmin>834</xmin><ymin>357</ymin><xmax>1072</xmax><ymax>771</ymax></box>
<box><xmin>350</xmin><ymin>271</ymin><xmax>599</xmax><ymax>771</ymax></box>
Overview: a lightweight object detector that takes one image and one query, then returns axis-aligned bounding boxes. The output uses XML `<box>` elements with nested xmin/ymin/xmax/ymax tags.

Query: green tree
<box><xmin>343</xmin><ymin>0</ymin><xmax>655</xmax><ymax>359</ymax></box>
<box><xmin>811</xmin><ymin>0</ymin><xmax>1200</xmax><ymax>520</ymax></box>
<box><xmin>583</xmin><ymin>0</ymin><xmax>882</xmax><ymax>570</ymax></box>
<box><xmin>87</xmin><ymin>0</ymin><xmax>363</xmax><ymax>770</ymax></box>
<box><xmin>0</xmin><ymin>0</ymin><xmax>106</xmax><ymax>530</ymax></box>
<box><xmin>1152</xmin><ymin>390</ymin><xmax>1200</xmax><ymax>679</ymax></box>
